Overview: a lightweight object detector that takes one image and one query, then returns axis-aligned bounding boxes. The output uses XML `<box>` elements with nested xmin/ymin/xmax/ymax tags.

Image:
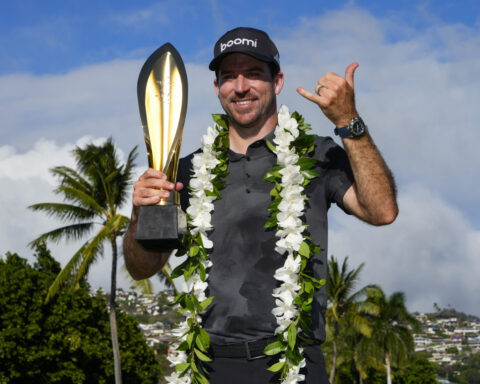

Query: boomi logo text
<box><xmin>220</xmin><ymin>38</ymin><xmax>258</xmax><ymax>52</ymax></box>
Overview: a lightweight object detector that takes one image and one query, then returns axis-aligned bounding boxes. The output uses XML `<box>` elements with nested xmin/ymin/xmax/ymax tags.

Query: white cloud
<box><xmin>0</xmin><ymin>138</ymin><xmax>93</xmax><ymax>182</ymax></box>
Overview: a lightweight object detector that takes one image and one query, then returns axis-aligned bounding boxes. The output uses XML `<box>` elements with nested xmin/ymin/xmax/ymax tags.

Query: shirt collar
<box><xmin>227</xmin><ymin>128</ymin><xmax>276</xmax><ymax>161</ymax></box>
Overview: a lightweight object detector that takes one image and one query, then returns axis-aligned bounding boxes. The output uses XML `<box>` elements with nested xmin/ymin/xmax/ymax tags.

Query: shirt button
<box><xmin>246</xmin><ymin>173</ymin><xmax>250</xmax><ymax>178</ymax></box>
<box><xmin>246</xmin><ymin>188</ymin><xmax>251</xmax><ymax>193</ymax></box>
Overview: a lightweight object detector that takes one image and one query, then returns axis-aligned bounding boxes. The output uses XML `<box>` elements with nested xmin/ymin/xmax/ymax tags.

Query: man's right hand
<box><xmin>131</xmin><ymin>169</ymin><xmax>184</xmax><ymax>222</ymax></box>
<box><xmin>124</xmin><ymin>168</ymin><xmax>184</xmax><ymax>280</ymax></box>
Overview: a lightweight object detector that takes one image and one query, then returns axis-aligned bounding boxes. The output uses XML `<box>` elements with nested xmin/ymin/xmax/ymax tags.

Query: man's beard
<box><xmin>220</xmin><ymin>92</ymin><xmax>276</xmax><ymax>130</ymax></box>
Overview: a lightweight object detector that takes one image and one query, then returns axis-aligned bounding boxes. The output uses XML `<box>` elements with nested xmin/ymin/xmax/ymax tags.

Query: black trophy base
<box><xmin>135</xmin><ymin>205</ymin><xmax>181</xmax><ymax>250</ymax></box>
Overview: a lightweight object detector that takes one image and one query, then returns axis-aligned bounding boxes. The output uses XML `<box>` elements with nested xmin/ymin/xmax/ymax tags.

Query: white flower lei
<box><xmin>166</xmin><ymin>105</ymin><xmax>323</xmax><ymax>384</ymax></box>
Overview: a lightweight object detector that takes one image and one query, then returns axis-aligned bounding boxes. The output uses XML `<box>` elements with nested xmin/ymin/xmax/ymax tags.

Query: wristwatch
<box><xmin>334</xmin><ymin>117</ymin><xmax>367</xmax><ymax>139</ymax></box>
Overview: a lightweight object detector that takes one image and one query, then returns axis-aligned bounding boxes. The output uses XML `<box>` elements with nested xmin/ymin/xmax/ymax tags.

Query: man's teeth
<box><xmin>235</xmin><ymin>100</ymin><xmax>251</xmax><ymax>105</ymax></box>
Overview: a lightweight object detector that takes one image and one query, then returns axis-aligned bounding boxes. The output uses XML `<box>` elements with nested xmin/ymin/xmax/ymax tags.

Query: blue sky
<box><xmin>1</xmin><ymin>1</ymin><xmax>479</xmax><ymax>316</ymax></box>
<box><xmin>2</xmin><ymin>0</ymin><xmax>479</xmax><ymax>75</ymax></box>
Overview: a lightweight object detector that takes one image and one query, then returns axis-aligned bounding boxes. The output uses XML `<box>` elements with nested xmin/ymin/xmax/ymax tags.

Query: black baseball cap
<box><xmin>209</xmin><ymin>27</ymin><xmax>280</xmax><ymax>72</ymax></box>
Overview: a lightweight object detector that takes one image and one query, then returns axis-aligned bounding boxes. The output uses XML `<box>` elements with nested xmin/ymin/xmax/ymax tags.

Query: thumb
<box><xmin>175</xmin><ymin>182</ymin><xmax>184</xmax><ymax>192</ymax></box>
<box><xmin>345</xmin><ymin>62</ymin><xmax>359</xmax><ymax>88</ymax></box>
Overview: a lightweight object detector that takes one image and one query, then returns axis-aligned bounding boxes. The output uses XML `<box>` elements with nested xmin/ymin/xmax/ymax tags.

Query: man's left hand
<box><xmin>297</xmin><ymin>62</ymin><xmax>359</xmax><ymax>128</ymax></box>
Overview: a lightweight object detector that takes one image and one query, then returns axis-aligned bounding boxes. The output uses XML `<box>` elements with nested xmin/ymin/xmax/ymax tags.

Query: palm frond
<box><xmin>56</xmin><ymin>185</ymin><xmax>106</xmax><ymax>213</ymax></box>
<box><xmin>109</xmin><ymin>214</ymin><xmax>130</xmax><ymax>234</ymax></box>
<box><xmin>103</xmin><ymin>169</ymin><xmax>120</xmax><ymax>211</ymax></box>
<box><xmin>353</xmin><ymin>300</ymin><xmax>380</xmax><ymax>316</ymax></box>
<box><xmin>72</xmin><ymin>224</ymin><xmax>113</xmax><ymax>287</ymax></box>
<box><xmin>51</xmin><ymin>166</ymin><xmax>92</xmax><ymax>194</ymax></box>
<box><xmin>74</xmin><ymin>138</ymin><xmax>117</xmax><ymax>178</ymax></box>
<box><xmin>349</xmin><ymin>315</ymin><xmax>373</xmax><ymax>337</ymax></box>
<box><xmin>95</xmin><ymin>169</ymin><xmax>118</xmax><ymax>214</ymax></box>
<box><xmin>45</xmin><ymin>241</ymin><xmax>89</xmax><ymax>303</ymax></box>
<box><xmin>29</xmin><ymin>222</ymin><xmax>94</xmax><ymax>248</ymax></box>
<box><xmin>124</xmin><ymin>146</ymin><xmax>138</xmax><ymax>173</ymax></box>
<box><xmin>104</xmin><ymin>168</ymin><xmax>121</xmax><ymax>185</ymax></box>
<box><xmin>71</xmin><ymin>214</ymin><xmax>130</xmax><ymax>288</ymax></box>
<box><xmin>362</xmin><ymin>284</ymin><xmax>383</xmax><ymax>300</ymax></box>
<box><xmin>28</xmin><ymin>202</ymin><xmax>96</xmax><ymax>222</ymax></box>
<box><xmin>70</xmin><ymin>139</ymin><xmax>138</xmax><ymax>211</ymax></box>
<box><xmin>348</xmin><ymin>282</ymin><xmax>377</xmax><ymax>304</ymax></box>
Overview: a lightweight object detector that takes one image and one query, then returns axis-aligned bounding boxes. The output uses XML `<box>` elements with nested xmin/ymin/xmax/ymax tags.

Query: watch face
<box><xmin>350</xmin><ymin>118</ymin><xmax>365</xmax><ymax>137</ymax></box>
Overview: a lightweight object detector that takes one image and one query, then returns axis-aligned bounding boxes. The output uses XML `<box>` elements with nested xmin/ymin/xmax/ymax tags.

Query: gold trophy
<box><xmin>135</xmin><ymin>43</ymin><xmax>188</xmax><ymax>249</ymax></box>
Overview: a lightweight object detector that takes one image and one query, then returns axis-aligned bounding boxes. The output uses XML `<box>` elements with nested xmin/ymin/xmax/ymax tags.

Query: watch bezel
<box><xmin>349</xmin><ymin>117</ymin><xmax>366</xmax><ymax>137</ymax></box>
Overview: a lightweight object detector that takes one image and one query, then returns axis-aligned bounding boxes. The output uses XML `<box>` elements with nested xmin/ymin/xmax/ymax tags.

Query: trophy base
<box><xmin>135</xmin><ymin>205</ymin><xmax>183</xmax><ymax>250</ymax></box>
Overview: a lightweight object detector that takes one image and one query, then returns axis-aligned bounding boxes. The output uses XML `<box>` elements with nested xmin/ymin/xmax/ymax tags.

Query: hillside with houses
<box><xmin>413</xmin><ymin>310</ymin><xmax>480</xmax><ymax>382</ymax></box>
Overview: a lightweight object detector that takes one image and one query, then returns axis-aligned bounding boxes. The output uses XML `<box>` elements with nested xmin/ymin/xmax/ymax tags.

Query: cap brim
<box><xmin>209</xmin><ymin>51</ymin><xmax>279</xmax><ymax>72</ymax></box>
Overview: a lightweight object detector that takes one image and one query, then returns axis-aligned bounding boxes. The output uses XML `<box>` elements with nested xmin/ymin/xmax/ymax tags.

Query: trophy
<box><xmin>135</xmin><ymin>43</ymin><xmax>188</xmax><ymax>250</ymax></box>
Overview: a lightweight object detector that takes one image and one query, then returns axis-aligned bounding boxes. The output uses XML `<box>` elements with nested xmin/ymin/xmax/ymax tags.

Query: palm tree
<box><xmin>361</xmin><ymin>290</ymin><xmax>420</xmax><ymax>384</ymax></box>
<box><xmin>29</xmin><ymin>138</ymin><xmax>137</xmax><ymax>384</ymax></box>
<box><xmin>326</xmin><ymin>256</ymin><xmax>380</xmax><ymax>383</ymax></box>
<box><xmin>353</xmin><ymin>284</ymin><xmax>392</xmax><ymax>383</ymax></box>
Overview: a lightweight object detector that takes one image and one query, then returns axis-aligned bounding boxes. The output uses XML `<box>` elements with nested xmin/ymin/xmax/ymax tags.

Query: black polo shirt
<box><xmin>177</xmin><ymin>130</ymin><xmax>354</xmax><ymax>345</ymax></box>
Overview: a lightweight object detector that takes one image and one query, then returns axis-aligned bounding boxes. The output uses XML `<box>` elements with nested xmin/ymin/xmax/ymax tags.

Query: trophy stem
<box><xmin>156</xmin><ymin>190</ymin><xmax>180</xmax><ymax>206</ymax></box>
<box><xmin>173</xmin><ymin>190</ymin><xmax>180</xmax><ymax>206</ymax></box>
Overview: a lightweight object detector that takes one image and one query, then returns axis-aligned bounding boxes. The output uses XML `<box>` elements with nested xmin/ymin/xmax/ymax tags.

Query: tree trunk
<box><xmin>329</xmin><ymin>323</ymin><xmax>339</xmax><ymax>384</ymax></box>
<box><xmin>110</xmin><ymin>238</ymin><xmax>122</xmax><ymax>384</ymax></box>
<box><xmin>354</xmin><ymin>348</ymin><xmax>364</xmax><ymax>384</ymax></box>
<box><xmin>386</xmin><ymin>351</ymin><xmax>391</xmax><ymax>384</ymax></box>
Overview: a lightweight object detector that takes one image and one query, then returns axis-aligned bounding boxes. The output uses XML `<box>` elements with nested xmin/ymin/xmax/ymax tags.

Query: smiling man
<box><xmin>213</xmin><ymin>52</ymin><xmax>283</xmax><ymax>155</ymax></box>
<box><xmin>124</xmin><ymin>27</ymin><xmax>398</xmax><ymax>383</ymax></box>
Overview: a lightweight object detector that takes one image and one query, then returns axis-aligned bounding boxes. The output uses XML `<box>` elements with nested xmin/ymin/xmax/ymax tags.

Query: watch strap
<box><xmin>334</xmin><ymin>126</ymin><xmax>350</xmax><ymax>138</ymax></box>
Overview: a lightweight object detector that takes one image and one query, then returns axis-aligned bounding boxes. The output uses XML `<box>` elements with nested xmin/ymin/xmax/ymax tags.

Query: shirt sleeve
<box><xmin>316</xmin><ymin>136</ymin><xmax>355</xmax><ymax>214</ymax></box>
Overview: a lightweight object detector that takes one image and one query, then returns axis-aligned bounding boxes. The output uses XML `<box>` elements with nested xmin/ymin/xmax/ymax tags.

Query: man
<box><xmin>124</xmin><ymin>27</ymin><xmax>398</xmax><ymax>383</ymax></box>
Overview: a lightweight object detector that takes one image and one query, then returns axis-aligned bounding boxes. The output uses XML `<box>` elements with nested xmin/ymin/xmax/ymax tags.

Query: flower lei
<box><xmin>166</xmin><ymin>105</ymin><xmax>324</xmax><ymax>384</ymax></box>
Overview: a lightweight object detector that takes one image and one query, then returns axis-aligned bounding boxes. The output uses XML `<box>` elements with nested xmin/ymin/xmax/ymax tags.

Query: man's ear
<box><xmin>274</xmin><ymin>71</ymin><xmax>284</xmax><ymax>95</ymax></box>
<box><xmin>214</xmin><ymin>78</ymin><xmax>220</xmax><ymax>97</ymax></box>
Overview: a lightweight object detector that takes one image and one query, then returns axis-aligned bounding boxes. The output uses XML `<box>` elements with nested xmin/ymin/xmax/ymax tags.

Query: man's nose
<box><xmin>233</xmin><ymin>75</ymin><xmax>249</xmax><ymax>93</ymax></box>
